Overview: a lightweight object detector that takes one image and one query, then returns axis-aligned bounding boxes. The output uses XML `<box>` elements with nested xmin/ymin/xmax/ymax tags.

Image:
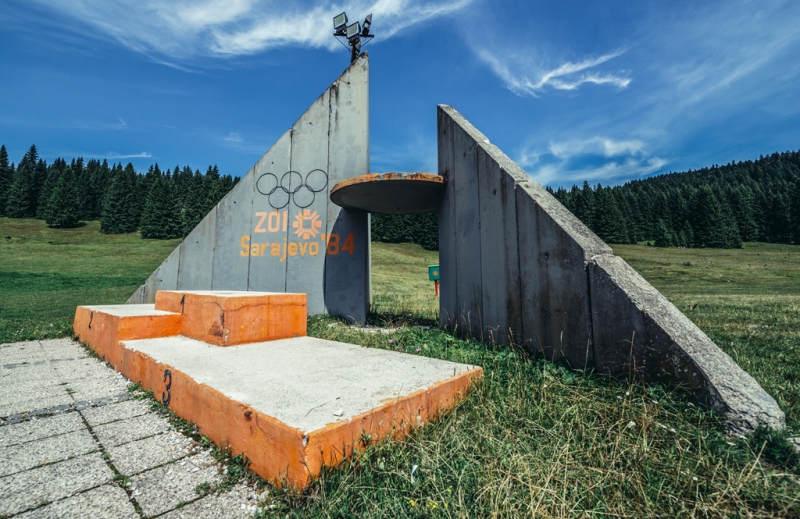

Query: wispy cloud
<box><xmin>104</xmin><ymin>151</ymin><xmax>152</xmax><ymax>159</ymax></box>
<box><xmin>528</xmin><ymin>157</ymin><xmax>667</xmax><ymax>187</ymax></box>
<box><xmin>30</xmin><ymin>0</ymin><xmax>473</xmax><ymax>60</ymax></box>
<box><xmin>74</xmin><ymin>117</ymin><xmax>127</xmax><ymax>130</ymax></box>
<box><xmin>474</xmin><ymin>47</ymin><xmax>630</xmax><ymax>97</ymax></box>
<box><xmin>547</xmin><ymin>137</ymin><xmax>645</xmax><ymax>160</ymax></box>
<box><xmin>223</xmin><ymin>132</ymin><xmax>243</xmax><ymax>144</ymax></box>
<box><xmin>517</xmin><ymin>136</ymin><xmax>666</xmax><ymax>187</ymax></box>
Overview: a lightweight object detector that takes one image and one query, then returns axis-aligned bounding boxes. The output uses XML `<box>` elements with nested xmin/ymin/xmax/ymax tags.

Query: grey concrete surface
<box><xmin>436</xmin><ymin>104</ymin><xmax>784</xmax><ymax>433</ymax></box>
<box><xmin>0</xmin><ymin>338</ymin><xmax>277</xmax><ymax>518</ymax></box>
<box><xmin>107</xmin><ymin>431</ymin><xmax>195</xmax><ymax>476</ymax></box>
<box><xmin>0</xmin><ymin>428</ymin><xmax>99</xmax><ymax>477</ymax></box>
<box><xmin>16</xmin><ymin>484</ymin><xmax>138</xmax><ymax>519</ymax></box>
<box><xmin>80</xmin><ymin>399</ymin><xmax>151</xmax><ymax>427</ymax></box>
<box><xmin>124</xmin><ymin>335</ymin><xmax>480</xmax><ymax>433</ymax></box>
<box><xmin>128</xmin><ymin>56</ymin><xmax>372</xmax><ymax>324</ymax></box>
<box><xmin>159</xmin><ymin>483</ymin><xmax>257</xmax><ymax>519</ymax></box>
<box><xmin>589</xmin><ymin>254</ymin><xmax>784</xmax><ymax>433</ymax></box>
<box><xmin>0</xmin><ymin>453</ymin><xmax>113</xmax><ymax>516</ymax></box>
<box><xmin>93</xmin><ymin>413</ymin><xmax>172</xmax><ymax>448</ymax></box>
<box><xmin>129</xmin><ymin>454</ymin><xmax>221</xmax><ymax>517</ymax></box>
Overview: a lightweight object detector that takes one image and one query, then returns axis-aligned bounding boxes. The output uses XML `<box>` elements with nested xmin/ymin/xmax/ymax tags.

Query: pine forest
<box><xmin>0</xmin><ymin>144</ymin><xmax>237</xmax><ymax>239</ymax></box>
<box><xmin>1</xmin><ymin>144</ymin><xmax>798</xmax><ymax>249</ymax></box>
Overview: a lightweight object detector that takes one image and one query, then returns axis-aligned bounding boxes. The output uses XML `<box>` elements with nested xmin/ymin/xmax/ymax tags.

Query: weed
<box><xmin>3</xmin><ymin>220</ymin><xmax>799</xmax><ymax>516</ymax></box>
<box><xmin>195</xmin><ymin>482</ymin><xmax>213</xmax><ymax>497</ymax></box>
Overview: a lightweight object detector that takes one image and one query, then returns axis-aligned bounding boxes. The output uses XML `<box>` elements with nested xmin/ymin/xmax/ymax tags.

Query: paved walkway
<box><xmin>1</xmin><ymin>339</ymin><xmax>268</xmax><ymax>518</ymax></box>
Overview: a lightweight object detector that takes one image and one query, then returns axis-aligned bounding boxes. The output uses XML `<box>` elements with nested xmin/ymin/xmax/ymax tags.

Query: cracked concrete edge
<box><xmin>589</xmin><ymin>254</ymin><xmax>785</xmax><ymax>435</ymax></box>
<box><xmin>437</xmin><ymin>104</ymin><xmax>611</xmax><ymax>261</ymax></box>
<box><xmin>437</xmin><ymin>104</ymin><xmax>785</xmax><ymax>436</ymax></box>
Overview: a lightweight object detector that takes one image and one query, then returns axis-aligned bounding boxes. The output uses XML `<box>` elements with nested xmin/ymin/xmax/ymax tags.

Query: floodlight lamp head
<box><xmin>333</xmin><ymin>12</ymin><xmax>348</xmax><ymax>33</ymax></box>
<box><xmin>346</xmin><ymin>21</ymin><xmax>361</xmax><ymax>41</ymax></box>
<box><xmin>361</xmin><ymin>13</ymin><xmax>372</xmax><ymax>36</ymax></box>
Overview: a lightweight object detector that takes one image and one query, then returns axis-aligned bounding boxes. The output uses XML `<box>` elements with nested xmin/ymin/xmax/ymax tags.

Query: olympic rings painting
<box><xmin>256</xmin><ymin>169</ymin><xmax>328</xmax><ymax>209</ymax></box>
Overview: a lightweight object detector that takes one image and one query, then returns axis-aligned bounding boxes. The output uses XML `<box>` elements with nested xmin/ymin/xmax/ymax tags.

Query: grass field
<box><xmin>2</xmin><ymin>218</ymin><xmax>799</xmax><ymax>517</ymax></box>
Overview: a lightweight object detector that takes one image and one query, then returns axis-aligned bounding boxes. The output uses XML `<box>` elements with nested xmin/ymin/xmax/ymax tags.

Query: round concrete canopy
<box><xmin>329</xmin><ymin>172</ymin><xmax>445</xmax><ymax>214</ymax></box>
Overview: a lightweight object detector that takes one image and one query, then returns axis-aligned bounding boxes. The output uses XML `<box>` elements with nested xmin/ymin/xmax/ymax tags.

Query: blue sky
<box><xmin>2</xmin><ymin>0</ymin><xmax>799</xmax><ymax>188</ymax></box>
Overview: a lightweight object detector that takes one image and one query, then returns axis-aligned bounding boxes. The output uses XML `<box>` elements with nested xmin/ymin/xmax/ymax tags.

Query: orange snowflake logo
<box><xmin>293</xmin><ymin>209</ymin><xmax>322</xmax><ymax>239</ymax></box>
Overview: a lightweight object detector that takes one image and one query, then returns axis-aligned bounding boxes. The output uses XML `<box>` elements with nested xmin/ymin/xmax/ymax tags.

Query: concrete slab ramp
<box><xmin>128</xmin><ymin>56</ymin><xmax>371</xmax><ymax>323</ymax></box>
<box><xmin>437</xmin><ymin>104</ymin><xmax>784</xmax><ymax>434</ymax></box>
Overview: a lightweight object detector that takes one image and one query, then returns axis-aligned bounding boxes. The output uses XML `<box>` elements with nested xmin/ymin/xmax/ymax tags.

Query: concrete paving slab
<box><xmin>0</xmin><ymin>428</ymin><xmax>99</xmax><ymax>477</ymax></box>
<box><xmin>16</xmin><ymin>483</ymin><xmax>138</xmax><ymax>519</ymax></box>
<box><xmin>0</xmin><ymin>452</ymin><xmax>113</xmax><ymax>516</ymax></box>
<box><xmin>80</xmin><ymin>398</ymin><xmax>151</xmax><ymax>427</ymax></box>
<box><xmin>67</xmin><ymin>376</ymin><xmax>130</xmax><ymax>403</ymax></box>
<box><xmin>129</xmin><ymin>453</ymin><xmax>221</xmax><ymax>517</ymax></box>
<box><xmin>52</xmin><ymin>358</ymin><xmax>116</xmax><ymax>380</ymax></box>
<box><xmin>159</xmin><ymin>483</ymin><xmax>258</xmax><ymax>519</ymax></box>
<box><xmin>1</xmin><ymin>362</ymin><xmax>61</xmax><ymax>382</ymax></box>
<box><xmin>0</xmin><ymin>412</ymin><xmax>84</xmax><ymax>446</ymax></box>
<box><xmin>0</xmin><ymin>383</ymin><xmax>67</xmax><ymax>407</ymax></box>
<box><xmin>38</xmin><ymin>339</ymin><xmax>86</xmax><ymax>361</ymax></box>
<box><xmin>0</xmin><ymin>394</ymin><xmax>75</xmax><ymax>419</ymax></box>
<box><xmin>93</xmin><ymin>413</ymin><xmax>171</xmax><ymax>447</ymax></box>
<box><xmin>124</xmin><ymin>335</ymin><xmax>478</xmax><ymax>434</ymax></box>
<box><xmin>108</xmin><ymin>430</ymin><xmax>196</xmax><ymax>476</ymax></box>
<box><xmin>0</xmin><ymin>347</ymin><xmax>51</xmax><ymax>365</ymax></box>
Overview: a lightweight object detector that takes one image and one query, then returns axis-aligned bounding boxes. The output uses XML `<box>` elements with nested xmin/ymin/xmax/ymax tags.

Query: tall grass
<box><xmin>2</xmin><ymin>218</ymin><xmax>798</xmax><ymax>516</ymax></box>
<box><xmin>265</xmin><ymin>320</ymin><xmax>800</xmax><ymax>517</ymax></box>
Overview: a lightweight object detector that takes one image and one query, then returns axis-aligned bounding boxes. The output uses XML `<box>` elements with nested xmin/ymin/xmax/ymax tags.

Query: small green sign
<box><xmin>428</xmin><ymin>265</ymin><xmax>440</xmax><ymax>281</ymax></box>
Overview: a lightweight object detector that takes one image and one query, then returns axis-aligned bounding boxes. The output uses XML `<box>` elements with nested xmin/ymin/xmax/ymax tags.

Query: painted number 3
<box><xmin>162</xmin><ymin>369</ymin><xmax>172</xmax><ymax>407</ymax></box>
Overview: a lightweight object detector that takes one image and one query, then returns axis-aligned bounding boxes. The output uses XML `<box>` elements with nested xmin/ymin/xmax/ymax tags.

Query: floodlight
<box><xmin>332</xmin><ymin>12</ymin><xmax>374</xmax><ymax>64</ymax></box>
<box><xmin>333</xmin><ymin>12</ymin><xmax>348</xmax><ymax>33</ymax></box>
<box><xmin>361</xmin><ymin>14</ymin><xmax>372</xmax><ymax>36</ymax></box>
<box><xmin>346</xmin><ymin>21</ymin><xmax>361</xmax><ymax>40</ymax></box>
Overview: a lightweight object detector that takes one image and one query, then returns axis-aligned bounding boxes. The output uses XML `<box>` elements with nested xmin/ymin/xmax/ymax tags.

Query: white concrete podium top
<box><xmin>80</xmin><ymin>304</ymin><xmax>178</xmax><ymax>317</ymax></box>
<box><xmin>123</xmin><ymin>336</ymin><xmax>478</xmax><ymax>433</ymax></box>
<box><xmin>157</xmin><ymin>290</ymin><xmax>300</xmax><ymax>297</ymax></box>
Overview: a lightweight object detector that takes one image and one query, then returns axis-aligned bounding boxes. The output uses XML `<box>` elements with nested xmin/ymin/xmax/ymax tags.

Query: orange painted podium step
<box><xmin>74</xmin><ymin>290</ymin><xmax>482</xmax><ymax>488</ymax></box>
<box><xmin>154</xmin><ymin>290</ymin><xmax>307</xmax><ymax>346</ymax></box>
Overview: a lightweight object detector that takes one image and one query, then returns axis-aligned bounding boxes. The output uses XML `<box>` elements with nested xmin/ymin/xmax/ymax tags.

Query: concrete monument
<box><xmin>128</xmin><ymin>56</ymin><xmax>372</xmax><ymax>323</ymax></box>
<box><xmin>437</xmin><ymin>104</ymin><xmax>784</xmax><ymax>435</ymax></box>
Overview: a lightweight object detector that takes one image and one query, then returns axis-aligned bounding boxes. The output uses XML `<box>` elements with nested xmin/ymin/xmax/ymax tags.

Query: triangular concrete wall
<box><xmin>128</xmin><ymin>56</ymin><xmax>371</xmax><ymax>323</ymax></box>
<box><xmin>437</xmin><ymin>105</ymin><xmax>784</xmax><ymax>434</ymax></box>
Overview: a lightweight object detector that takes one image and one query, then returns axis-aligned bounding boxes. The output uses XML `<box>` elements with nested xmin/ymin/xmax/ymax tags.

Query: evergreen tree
<box><xmin>766</xmin><ymin>193</ymin><xmax>791</xmax><ymax>243</ymax></box>
<box><xmin>32</xmin><ymin>156</ymin><xmax>48</xmax><ymax>216</ymax></box>
<box><xmin>654</xmin><ymin>220</ymin><xmax>673</xmax><ymax>247</ymax></box>
<box><xmin>36</xmin><ymin>159</ymin><xmax>64</xmax><ymax>219</ymax></box>
<box><xmin>43</xmin><ymin>165</ymin><xmax>82</xmax><ymax>228</ymax></box>
<box><xmin>201</xmin><ymin>165</ymin><xmax>222</xmax><ymax>215</ymax></box>
<box><xmin>790</xmin><ymin>175</ymin><xmax>800</xmax><ymax>244</ymax></box>
<box><xmin>691</xmin><ymin>186</ymin><xmax>741</xmax><ymax>248</ymax></box>
<box><xmin>5</xmin><ymin>168</ymin><xmax>33</xmax><ymax>218</ymax></box>
<box><xmin>728</xmin><ymin>186</ymin><xmax>758</xmax><ymax>242</ymax></box>
<box><xmin>680</xmin><ymin>219</ymin><xmax>695</xmax><ymax>248</ymax></box>
<box><xmin>0</xmin><ymin>145</ymin><xmax>11</xmax><ymax>216</ymax></box>
<box><xmin>139</xmin><ymin>174</ymin><xmax>182</xmax><ymax>239</ymax></box>
<box><xmin>181</xmin><ymin>170</ymin><xmax>206</xmax><ymax>236</ymax></box>
<box><xmin>593</xmin><ymin>186</ymin><xmax>629</xmax><ymax>243</ymax></box>
<box><xmin>573</xmin><ymin>181</ymin><xmax>595</xmax><ymax>227</ymax></box>
<box><xmin>89</xmin><ymin>160</ymin><xmax>112</xmax><ymax>219</ymax></box>
<box><xmin>101</xmin><ymin>164</ymin><xmax>139</xmax><ymax>234</ymax></box>
<box><xmin>5</xmin><ymin>146</ymin><xmax>39</xmax><ymax>218</ymax></box>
